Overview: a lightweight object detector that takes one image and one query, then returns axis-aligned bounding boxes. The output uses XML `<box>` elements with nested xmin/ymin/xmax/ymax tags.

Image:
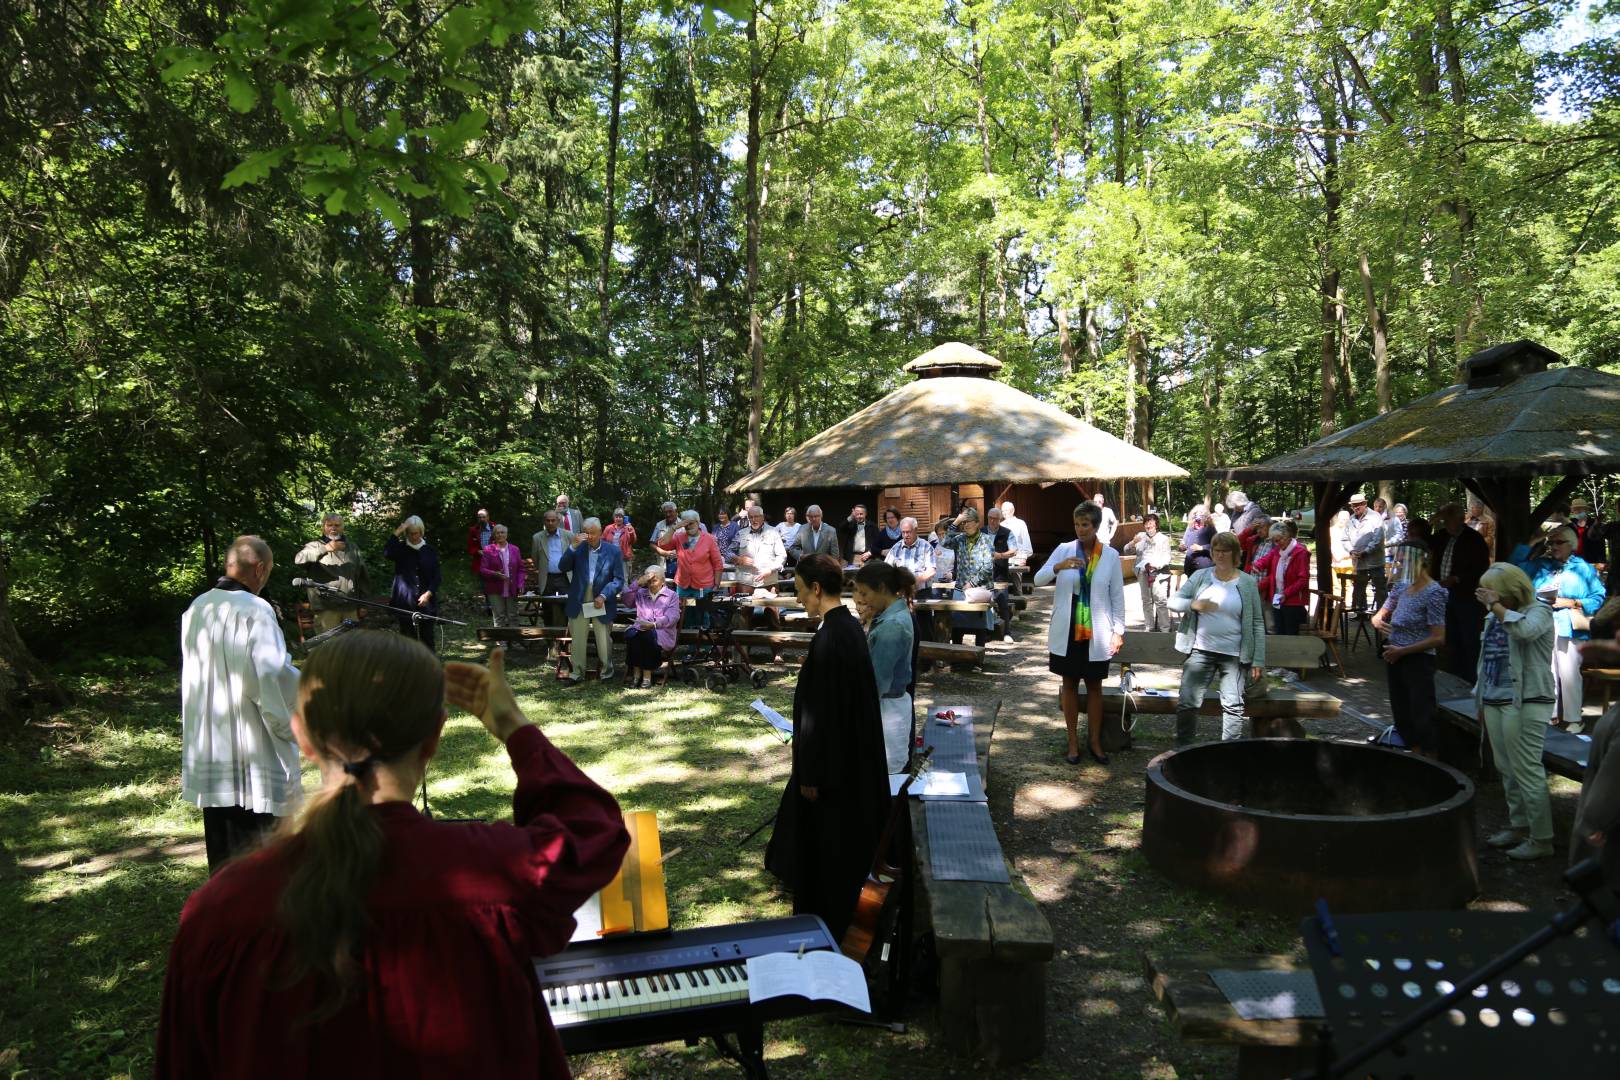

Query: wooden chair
<box><xmin>1307</xmin><ymin>591</ymin><xmax>1345</xmax><ymax>677</ymax></box>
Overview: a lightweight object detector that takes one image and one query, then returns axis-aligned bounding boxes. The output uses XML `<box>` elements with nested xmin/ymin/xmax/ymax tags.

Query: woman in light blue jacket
<box><xmin>1167</xmin><ymin>532</ymin><xmax>1267</xmax><ymax>746</ymax></box>
<box><xmin>1473</xmin><ymin>563</ymin><xmax>1558</xmax><ymax>861</ymax></box>
<box><xmin>1517</xmin><ymin>525</ymin><xmax>1606</xmax><ymax>731</ymax></box>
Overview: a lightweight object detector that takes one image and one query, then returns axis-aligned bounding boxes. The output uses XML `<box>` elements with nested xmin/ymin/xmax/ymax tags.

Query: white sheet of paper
<box><xmin>889</xmin><ymin>771</ymin><xmax>969</xmax><ymax>797</ymax></box>
<box><xmin>568</xmin><ymin>894</ymin><xmax>603</xmax><ymax>943</ymax></box>
<box><xmin>931</xmin><ymin>704</ymin><xmax>974</xmax><ymax>724</ymax></box>
<box><xmin>750</xmin><ymin>699</ymin><xmax>794</xmax><ymax>736</ymax></box>
<box><xmin>746</xmin><ymin>950</ymin><xmax>870</xmax><ymax>1013</ymax></box>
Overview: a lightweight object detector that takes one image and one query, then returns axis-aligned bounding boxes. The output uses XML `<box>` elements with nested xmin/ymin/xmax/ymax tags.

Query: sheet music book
<box><xmin>569</xmin><ymin>810</ymin><xmax>670</xmax><ymax>942</ymax></box>
<box><xmin>889</xmin><ymin>771</ymin><xmax>969</xmax><ymax>797</ymax></box>
<box><xmin>746</xmin><ymin>950</ymin><xmax>871</xmax><ymax>1013</ymax></box>
<box><xmin>750</xmin><ymin>699</ymin><xmax>794</xmax><ymax>740</ymax></box>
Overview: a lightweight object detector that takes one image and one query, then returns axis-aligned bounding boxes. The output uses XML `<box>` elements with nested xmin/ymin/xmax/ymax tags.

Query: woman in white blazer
<box><xmin>1034</xmin><ymin>501</ymin><xmax>1126</xmax><ymax>765</ymax></box>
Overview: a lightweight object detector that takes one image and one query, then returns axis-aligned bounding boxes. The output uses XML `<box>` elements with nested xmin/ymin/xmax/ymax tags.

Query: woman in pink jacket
<box><xmin>1250</xmin><ymin>519</ymin><xmax>1311</xmax><ymax>635</ymax></box>
<box><xmin>656</xmin><ymin>510</ymin><xmax>724</xmax><ymax>630</ymax></box>
<box><xmin>479</xmin><ymin>524</ymin><xmax>527</xmax><ymax>628</ymax></box>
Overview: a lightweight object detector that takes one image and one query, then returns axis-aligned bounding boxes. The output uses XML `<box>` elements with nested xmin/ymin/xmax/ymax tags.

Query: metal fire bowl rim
<box><xmin>1143</xmin><ymin>737</ymin><xmax>1476</xmax><ymax>824</ymax></box>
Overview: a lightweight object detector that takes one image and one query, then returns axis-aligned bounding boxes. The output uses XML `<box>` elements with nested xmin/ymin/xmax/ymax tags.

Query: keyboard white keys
<box><xmin>545</xmin><ymin>963</ymin><xmax>754</xmax><ymax>1026</ymax></box>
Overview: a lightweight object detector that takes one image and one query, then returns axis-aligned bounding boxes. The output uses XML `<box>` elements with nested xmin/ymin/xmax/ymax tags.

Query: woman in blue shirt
<box><xmin>855</xmin><ymin>561</ymin><xmax>915</xmax><ymax>774</ymax></box>
<box><xmin>1517</xmin><ymin>525</ymin><xmax>1606</xmax><ymax>731</ymax></box>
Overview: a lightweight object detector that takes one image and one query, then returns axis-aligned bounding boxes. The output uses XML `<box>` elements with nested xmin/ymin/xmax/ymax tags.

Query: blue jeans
<box><xmin>1176</xmin><ymin>649</ymin><xmax>1246</xmax><ymax>746</ymax></box>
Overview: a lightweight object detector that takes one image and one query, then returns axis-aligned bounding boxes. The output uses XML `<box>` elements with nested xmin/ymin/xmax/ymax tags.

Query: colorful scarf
<box><xmin>1071</xmin><ymin>542</ymin><xmax>1102</xmax><ymax>643</ymax></box>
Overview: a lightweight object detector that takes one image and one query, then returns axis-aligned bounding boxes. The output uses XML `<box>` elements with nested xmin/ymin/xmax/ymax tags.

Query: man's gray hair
<box><xmin>322</xmin><ymin>512</ymin><xmax>343</xmax><ymax>524</ymax></box>
<box><xmin>225</xmin><ymin>535</ymin><xmax>272</xmax><ymax>568</ymax></box>
<box><xmin>1227</xmin><ymin>491</ymin><xmax>1249</xmax><ymax>509</ymax></box>
<box><xmin>900</xmin><ymin>516</ymin><xmax>918</xmax><ymax>530</ymax></box>
<box><xmin>661</xmin><ymin>500</ymin><xmax>677</xmax><ymax>512</ymax></box>
<box><xmin>582</xmin><ymin>516</ymin><xmax>602</xmax><ymax>531</ymax></box>
<box><xmin>806</xmin><ymin>504</ymin><xmax>822</xmax><ymax>515</ymax></box>
<box><xmin>987</xmin><ymin>506</ymin><xmax>1003</xmax><ymax>517</ymax></box>
<box><xmin>402</xmin><ymin>515</ymin><xmax>426</xmax><ymax>533</ymax></box>
<box><xmin>679</xmin><ymin>509</ymin><xmax>701</xmax><ymax>524</ymax></box>
<box><xmin>748</xmin><ymin>504</ymin><xmax>765</xmax><ymax>516</ymax></box>
<box><xmin>1000</xmin><ymin>501</ymin><xmax>1015</xmax><ymax>517</ymax></box>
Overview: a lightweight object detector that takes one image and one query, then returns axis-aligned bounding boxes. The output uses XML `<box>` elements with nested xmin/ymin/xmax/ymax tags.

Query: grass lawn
<box><xmin>0</xmin><ymin>626</ymin><xmax>953</xmax><ymax>1079</ymax></box>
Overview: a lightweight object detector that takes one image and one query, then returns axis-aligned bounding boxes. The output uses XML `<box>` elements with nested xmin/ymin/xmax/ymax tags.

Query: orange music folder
<box><xmin>569</xmin><ymin>810</ymin><xmax>669</xmax><ymax>942</ymax></box>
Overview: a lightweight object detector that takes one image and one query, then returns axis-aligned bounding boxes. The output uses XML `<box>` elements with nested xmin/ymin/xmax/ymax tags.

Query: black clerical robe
<box><xmin>765</xmin><ymin>606</ymin><xmax>890</xmax><ymax>941</ymax></box>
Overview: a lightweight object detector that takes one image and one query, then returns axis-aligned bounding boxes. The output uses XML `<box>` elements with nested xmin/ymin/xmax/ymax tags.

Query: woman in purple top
<box><xmin>621</xmin><ymin>563</ymin><xmax>680</xmax><ymax>688</ymax></box>
<box><xmin>1370</xmin><ymin>541</ymin><xmax>1449</xmax><ymax>756</ymax></box>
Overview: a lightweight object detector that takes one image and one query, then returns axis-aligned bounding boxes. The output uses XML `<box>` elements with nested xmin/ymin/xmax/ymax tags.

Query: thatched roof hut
<box><xmin>730</xmin><ymin>342</ymin><xmax>1187</xmax><ymax>552</ymax></box>
<box><xmin>732</xmin><ymin>342</ymin><xmax>1187</xmax><ymax>489</ymax></box>
<box><xmin>1221</xmin><ymin>340</ymin><xmax>1620</xmax><ymax>568</ymax></box>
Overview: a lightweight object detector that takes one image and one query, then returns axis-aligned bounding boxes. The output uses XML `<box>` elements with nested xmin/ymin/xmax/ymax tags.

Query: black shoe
<box><xmin>1088</xmin><ymin>746</ymin><xmax>1111</xmax><ymax>766</ymax></box>
<box><xmin>559</xmin><ymin>675</ymin><xmax>581</xmax><ymax>687</ymax></box>
<box><xmin>1064</xmin><ymin>753</ymin><xmax>1081</xmax><ymax>765</ymax></box>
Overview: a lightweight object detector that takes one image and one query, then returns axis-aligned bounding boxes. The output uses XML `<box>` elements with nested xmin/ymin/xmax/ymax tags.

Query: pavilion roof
<box><xmin>1222</xmin><ymin>346</ymin><xmax>1620</xmax><ymax>483</ymax></box>
<box><xmin>729</xmin><ymin>343</ymin><xmax>1188</xmax><ymax>492</ymax></box>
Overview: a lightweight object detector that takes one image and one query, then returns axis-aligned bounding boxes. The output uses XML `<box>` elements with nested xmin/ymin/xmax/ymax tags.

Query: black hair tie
<box><xmin>341</xmin><ymin>756</ymin><xmax>377</xmax><ymax>778</ymax></box>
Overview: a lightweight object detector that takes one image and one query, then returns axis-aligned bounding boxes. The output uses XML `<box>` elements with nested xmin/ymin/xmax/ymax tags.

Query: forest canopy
<box><xmin>3</xmin><ymin>0</ymin><xmax>1617</xmax><ymax>653</ymax></box>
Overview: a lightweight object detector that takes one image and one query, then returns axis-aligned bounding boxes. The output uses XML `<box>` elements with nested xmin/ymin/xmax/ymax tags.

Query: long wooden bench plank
<box><xmin>1115</xmin><ymin>629</ymin><xmax>1329</xmax><ymax>673</ymax></box>
<box><xmin>907</xmin><ymin>698</ymin><xmax>1051</xmax><ymax>1064</ymax></box>
<box><xmin>1099</xmin><ymin>686</ymin><xmax>1341</xmax><ymax>719</ymax></box>
<box><xmin>476</xmin><ymin>626</ymin><xmax>984</xmax><ymax>666</ymax></box>
<box><xmin>1433</xmin><ymin>670</ymin><xmax>1586</xmax><ymax>781</ymax></box>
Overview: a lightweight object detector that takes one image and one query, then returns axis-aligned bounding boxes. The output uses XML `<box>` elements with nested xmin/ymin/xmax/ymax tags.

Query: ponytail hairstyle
<box><xmin>278</xmin><ymin>630</ymin><xmax>444</xmax><ymax>1019</ymax></box>
<box><xmin>891</xmin><ymin>565</ymin><xmax>917</xmax><ymax>602</ymax></box>
<box><xmin>854</xmin><ymin>559</ymin><xmax>901</xmax><ymax>596</ymax></box>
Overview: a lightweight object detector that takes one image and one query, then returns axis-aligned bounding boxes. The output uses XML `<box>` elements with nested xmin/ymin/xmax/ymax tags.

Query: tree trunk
<box><xmin>591</xmin><ymin>0</ymin><xmax>625</xmax><ymax>494</ymax></box>
<box><xmin>0</xmin><ymin>550</ymin><xmax>70</xmax><ymax>727</ymax></box>
<box><xmin>969</xmin><ymin>19</ymin><xmax>1008</xmax><ymax>339</ymax></box>
<box><xmin>744</xmin><ymin>3</ymin><xmax>766</xmax><ymax>474</ymax></box>
<box><xmin>1317</xmin><ymin>80</ymin><xmax>1341</xmax><ymax>439</ymax></box>
<box><xmin>1437</xmin><ymin>3</ymin><xmax>1483</xmax><ymax>361</ymax></box>
<box><xmin>1056</xmin><ymin>306</ymin><xmax>1077</xmax><ymax>373</ymax></box>
<box><xmin>686</xmin><ymin>23</ymin><xmax>712</xmax><ymax>502</ymax></box>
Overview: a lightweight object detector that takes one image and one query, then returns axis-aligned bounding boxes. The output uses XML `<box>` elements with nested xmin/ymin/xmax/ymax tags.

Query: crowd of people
<box><xmin>166</xmin><ymin>479</ymin><xmax>1620</xmax><ymax>1069</ymax></box>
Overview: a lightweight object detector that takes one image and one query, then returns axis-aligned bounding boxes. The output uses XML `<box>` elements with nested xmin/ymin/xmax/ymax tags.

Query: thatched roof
<box><xmin>729</xmin><ymin>344</ymin><xmax>1188</xmax><ymax>492</ymax></box>
<box><xmin>1222</xmin><ymin>352</ymin><xmax>1620</xmax><ymax>483</ymax></box>
<box><xmin>903</xmin><ymin>340</ymin><xmax>1004</xmax><ymax>376</ymax></box>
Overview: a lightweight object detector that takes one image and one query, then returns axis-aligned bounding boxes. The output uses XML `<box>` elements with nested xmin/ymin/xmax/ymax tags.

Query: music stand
<box><xmin>1300</xmin><ymin>860</ymin><xmax>1620</xmax><ymax>1078</ymax></box>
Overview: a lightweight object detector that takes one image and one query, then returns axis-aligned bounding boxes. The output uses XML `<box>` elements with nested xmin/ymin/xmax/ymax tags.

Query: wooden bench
<box><xmin>476</xmin><ymin>626</ymin><xmax>986</xmax><ymax>672</ymax></box>
<box><xmin>1433</xmin><ymin>669</ymin><xmax>1588</xmax><ymax>782</ymax></box>
<box><xmin>908</xmin><ymin>700</ymin><xmax>1053</xmax><ymax>1064</ymax></box>
<box><xmin>1145</xmin><ymin>952</ymin><xmax>1318</xmax><ymax>1080</ymax></box>
<box><xmin>1101</xmin><ymin>631</ymin><xmax>1343</xmax><ymax>749</ymax></box>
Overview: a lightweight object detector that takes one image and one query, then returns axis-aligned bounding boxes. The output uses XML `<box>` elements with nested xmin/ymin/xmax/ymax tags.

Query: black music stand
<box><xmin>1300</xmin><ymin>861</ymin><xmax>1620</xmax><ymax>1078</ymax></box>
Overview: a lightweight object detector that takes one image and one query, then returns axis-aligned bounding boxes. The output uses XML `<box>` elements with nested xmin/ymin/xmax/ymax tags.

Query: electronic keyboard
<box><xmin>536</xmin><ymin>914</ymin><xmax>839</xmax><ymax>1070</ymax></box>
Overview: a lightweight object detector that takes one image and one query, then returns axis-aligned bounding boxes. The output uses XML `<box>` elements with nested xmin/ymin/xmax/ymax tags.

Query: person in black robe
<box><xmin>765</xmin><ymin>554</ymin><xmax>890</xmax><ymax>942</ymax></box>
<box><xmin>383</xmin><ymin>516</ymin><xmax>442</xmax><ymax>651</ymax></box>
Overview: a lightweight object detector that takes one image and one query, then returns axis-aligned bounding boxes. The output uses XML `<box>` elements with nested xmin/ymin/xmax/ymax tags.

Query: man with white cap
<box><xmin>1340</xmin><ymin>491</ymin><xmax>1388</xmax><ymax>616</ymax></box>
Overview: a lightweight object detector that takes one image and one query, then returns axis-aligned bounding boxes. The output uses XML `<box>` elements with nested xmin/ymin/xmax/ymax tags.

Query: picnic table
<box><xmin>1144</xmin><ymin>952</ymin><xmax>1319</xmax><ymax>1080</ymax></box>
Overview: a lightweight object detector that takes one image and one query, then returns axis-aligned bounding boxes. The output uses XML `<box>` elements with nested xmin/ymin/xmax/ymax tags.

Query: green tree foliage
<box><xmin>2</xmin><ymin>0</ymin><xmax>1616</xmax><ymax>660</ymax></box>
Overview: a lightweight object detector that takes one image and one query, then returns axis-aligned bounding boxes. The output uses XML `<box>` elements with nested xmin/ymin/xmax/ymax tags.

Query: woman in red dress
<box><xmin>155</xmin><ymin>632</ymin><xmax>628</xmax><ymax>1078</ymax></box>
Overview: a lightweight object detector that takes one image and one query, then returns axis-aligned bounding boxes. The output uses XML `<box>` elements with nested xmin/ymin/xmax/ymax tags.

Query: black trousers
<box><xmin>1271</xmin><ymin>604</ymin><xmax>1307</xmax><ymax>636</ymax></box>
<box><xmin>1387</xmin><ymin>651</ymin><xmax>1439</xmax><ymax>751</ymax></box>
<box><xmin>396</xmin><ymin>615</ymin><xmax>437</xmax><ymax>651</ymax></box>
<box><xmin>1444</xmin><ymin>597</ymin><xmax>1484</xmax><ymax>681</ymax></box>
<box><xmin>542</xmin><ymin>572</ymin><xmax>570</xmax><ymax>627</ymax></box>
<box><xmin>625</xmin><ymin>629</ymin><xmax>664</xmax><ymax>672</ymax></box>
<box><xmin>203</xmin><ymin>805</ymin><xmax>277</xmax><ymax>873</ymax></box>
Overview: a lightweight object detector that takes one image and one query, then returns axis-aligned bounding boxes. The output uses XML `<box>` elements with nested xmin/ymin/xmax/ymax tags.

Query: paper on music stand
<box><xmin>890</xmin><ymin>771</ymin><xmax>969</xmax><ymax>797</ymax></box>
<box><xmin>750</xmin><ymin>699</ymin><xmax>794</xmax><ymax>738</ymax></box>
<box><xmin>746</xmin><ymin>950</ymin><xmax>870</xmax><ymax>1013</ymax></box>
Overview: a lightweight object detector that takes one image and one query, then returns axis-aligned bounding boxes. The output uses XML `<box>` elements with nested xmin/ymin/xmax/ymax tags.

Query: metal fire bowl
<box><xmin>1142</xmin><ymin>739</ymin><xmax>1479</xmax><ymax>914</ymax></box>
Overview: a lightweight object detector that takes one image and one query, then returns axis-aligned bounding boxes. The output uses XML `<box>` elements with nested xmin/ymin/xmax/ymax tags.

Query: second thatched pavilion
<box><xmin>728</xmin><ymin>342</ymin><xmax>1188</xmax><ymax>557</ymax></box>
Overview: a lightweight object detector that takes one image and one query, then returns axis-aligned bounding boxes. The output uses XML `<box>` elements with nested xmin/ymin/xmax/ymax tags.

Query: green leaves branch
<box><xmin>157</xmin><ymin>1</ymin><xmax>534</xmax><ymax>226</ymax></box>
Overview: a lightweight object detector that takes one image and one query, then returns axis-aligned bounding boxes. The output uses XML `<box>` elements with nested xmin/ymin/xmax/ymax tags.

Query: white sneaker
<box><xmin>1486</xmin><ymin>828</ymin><xmax>1526</xmax><ymax>849</ymax></box>
<box><xmin>1506</xmin><ymin>838</ymin><xmax>1554</xmax><ymax>861</ymax></box>
<box><xmin>599</xmin><ymin>666</ymin><xmax>616</xmax><ymax>681</ymax></box>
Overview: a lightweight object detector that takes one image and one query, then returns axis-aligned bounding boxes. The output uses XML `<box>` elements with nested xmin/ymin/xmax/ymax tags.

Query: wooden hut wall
<box><xmin>757</xmin><ymin>487</ymin><xmax>878</xmax><ymax>528</ymax></box>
